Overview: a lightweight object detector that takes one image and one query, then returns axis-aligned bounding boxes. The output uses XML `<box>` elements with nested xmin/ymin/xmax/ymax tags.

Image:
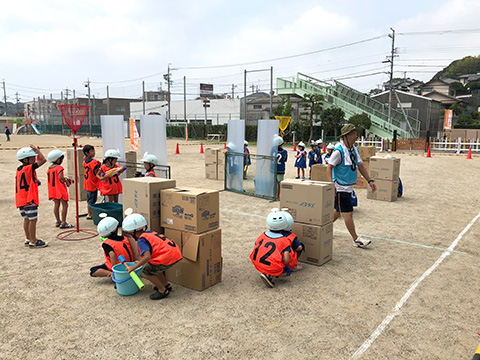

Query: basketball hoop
<box><xmin>56</xmin><ymin>104</ymin><xmax>98</xmax><ymax>241</ymax></box>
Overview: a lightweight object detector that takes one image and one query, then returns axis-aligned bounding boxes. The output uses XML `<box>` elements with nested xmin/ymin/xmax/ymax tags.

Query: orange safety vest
<box><xmin>15</xmin><ymin>164</ymin><xmax>39</xmax><ymax>208</ymax></box>
<box><xmin>250</xmin><ymin>232</ymin><xmax>291</xmax><ymax>276</ymax></box>
<box><xmin>139</xmin><ymin>231</ymin><xmax>182</xmax><ymax>266</ymax></box>
<box><xmin>103</xmin><ymin>236</ymin><xmax>135</xmax><ymax>271</ymax></box>
<box><xmin>47</xmin><ymin>165</ymin><xmax>69</xmax><ymax>201</ymax></box>
<box><xmin>83</xmin><ymin>158</ymin><xmax>101</xmax><ymax>192</ymax></box>
<box><xmin>285</xmin><ymin>232</ymin><xmax>298</xmax><ymax>269</ymax></box>
<box><xmin>146</xmin><ymin>170</ymin><xmax>156</xmax><ymax>177</ymax></box>
<box><xmin>99</xmin><ymin>164</ymin><xmax>123</xmax><ymax>195</ymax></box>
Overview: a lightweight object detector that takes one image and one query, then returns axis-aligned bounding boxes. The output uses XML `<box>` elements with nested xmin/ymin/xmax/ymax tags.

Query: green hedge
<box><xmin>453</xmin><ymin>124</ymin><xmax>480</xmax><ymax>129</ymax></box>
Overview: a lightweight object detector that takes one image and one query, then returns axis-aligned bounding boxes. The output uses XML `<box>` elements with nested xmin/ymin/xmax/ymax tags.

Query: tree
<box><xmin>348</xmin><ymin>113</ymin><xmax>371</xmax><ymax>136</ymax></box>
<box><xmin>368</xmin><ymin>88</ymin><xmax>382</xmax><ymax>96</ymax></box>
<box><xmin>449</xmin><ymin>102</ymin><xmax>467</xmax><ymax>116</ymax></box>
<box><xmin>273</xmin><ymin>98</ymin><xmax>292</xmax><ymax>117</ymax></box>
<box><xmin>299</xmin><ymin>94</ymin><xmax>323</xmax><ymax>143</ymax></box>
<box><xmin>321</xmin><ymin>106</ymin><xmax>345</xmax><ymax>138</ymax></box>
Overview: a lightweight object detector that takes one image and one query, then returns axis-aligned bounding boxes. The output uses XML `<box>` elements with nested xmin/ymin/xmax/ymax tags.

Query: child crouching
<box><xmin>122</xmin><ymin>213</ymin><xmax>182</xmax><ymax>300</ymax></box>
<box><xmin>90</xmin><ymin>216</ymin><xmax>137</xmax><ymax>278</ymax></box>
<box><xmin>250</xmin><ymin>209</ymin><xmax>295</xmax><ymax>288</ymax></box>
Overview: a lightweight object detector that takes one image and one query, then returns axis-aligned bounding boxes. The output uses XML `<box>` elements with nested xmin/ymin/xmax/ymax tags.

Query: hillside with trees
<box><xmin>433</xmin><ymin>55</ymin><xmax>480</xmax><ymax>80</ymax></box>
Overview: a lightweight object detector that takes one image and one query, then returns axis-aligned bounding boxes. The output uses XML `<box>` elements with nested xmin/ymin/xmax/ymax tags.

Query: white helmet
<box><xmin>298</xmin><ymin>141</ymin><xmax>306</xmax><ymax>148</ymax></box>
<box><xmin>327</xmin><ymin>143</ymin><xmax>335</xmax><ymax>150</ymax></box>
<box><xmin>226</xmin><ymin>142</ymin><xmax>236</xmax><ymax>152</ymax></box>
<box><xmin>266</xmin><ymin>208</ymin><xmax>288</xmax><ymax>231</ymax></box>
<box><xmin>273</xmin><ymin>135</ymin><xmax>284</xmax><ymax>146</ymax></box>
<box><xmin>280</xmin><ymin>208</ymin><xmax>294</xmax><ymax>231</ymax></box>
<box><xmin>97</xmin><ymin>217</ymin><xmax>119</xmax><ymax>237</ymax></box>
<box><xmin>310</xmin><ymin>140</ymin><xmax>316</xmax><ymax>146</ymax></box>
<box><xmin>122</xmin><ymin>213</ymin><xmax>147</xmax><ymax>232</ymax></box>
<box><xmin>244</xmin><ymin>140</ymin><xmax>248</xmax><ymax>146</ymax></box>
<box><xmin>142</xmin><ymin>152</ymin><xmax>158</xmax><ymax>165</ymax></box>
<box><xmin>316</xmin><ymin>139</ymin><xmax>323</xmax><ymax>145</ymax></box>
<box><xmin>104</xmin><ymin>149</ymin><xmax>121</xmax><ymax>159</ymax></box>
<box><xmin>16</xmin><ymin>147</ymin><xmax>37</xmax><ymax>161</ymax></box>
<box><xmin>47</xmin><ymin>149</ymin><xmax>65</xmax><ymax>163</ymax></box>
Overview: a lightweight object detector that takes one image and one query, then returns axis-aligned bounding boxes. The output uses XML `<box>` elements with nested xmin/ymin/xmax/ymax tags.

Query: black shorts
<box><xmin>334</xmin><ymin>192</ymin><xmax>354</xmax><ymax>213</ymax></box>
<box><xmin>87</xmin><ymin>190</ymin><xmax>98</xmax><ymax>205</ymax></box>
<box><xmin>90</xmin><ymin>263</ymin><xmax>109</xmax><ymax>276</ymax></box>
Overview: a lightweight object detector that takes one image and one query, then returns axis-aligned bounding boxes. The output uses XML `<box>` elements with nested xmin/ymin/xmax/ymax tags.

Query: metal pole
<box><xmin>270</xmin><ymin>66</ymin><xmax>273</xmax><ymax>118</ymax></box>
<box><xmin>142</xmin><ymin>81</ymin><xmax>145</xmax><ymax>115</ymax></box>
<box><xmin>33</xmin><ymin>97</ymin><xmax>36</xmax><ymax>123</ymax></box>
<box><xmin>43</xmin><ymin>95</ymin><xmax>46</xmax><ymax>125</ymax></box>
<box><xmin>204</xmin><ymin>100</ymin><xmax>208</xmax><ymax>124</ymax></box>
<box><xmin>107</xmin><ymin>85</ymin><xmax>110</xmax><ymax>115</ymax></box>
<box><xmin>184</xmin><ymin>76</ymin><xmax>187</xmax><ymax>123</ymax></box>
<box><xmin>87</xmin><ymin>79</ymin><xmax>91</xmax><ymax>135</ymax></box>
<box><xmin>244</xmin><ymin>70</ymin><xmax>247</xmax><ymax>120</ymax></box>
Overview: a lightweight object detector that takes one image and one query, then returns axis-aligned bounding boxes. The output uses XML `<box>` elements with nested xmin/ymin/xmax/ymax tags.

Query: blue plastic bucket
<box><xmin>111</xmin><ymin>262</ymin><xmax>143</xmax><ymax>296</ymax></box>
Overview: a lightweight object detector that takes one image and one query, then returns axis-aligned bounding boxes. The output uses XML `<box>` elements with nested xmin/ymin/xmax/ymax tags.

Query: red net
<box><xmin>58</xmin><ymin>104</ymin><xmax>89</xmax><ymax>134</ymax></box>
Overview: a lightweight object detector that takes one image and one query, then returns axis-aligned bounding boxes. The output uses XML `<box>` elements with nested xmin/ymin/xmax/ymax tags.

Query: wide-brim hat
<box><xmin>340</xmin><ymin>124</ymin><xmax>358</xmax><ymax>137</ymax></box>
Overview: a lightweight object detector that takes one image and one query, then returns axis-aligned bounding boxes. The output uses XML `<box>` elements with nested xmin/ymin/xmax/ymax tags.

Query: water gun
<box><xmin>117</xmin><ymin>255</ymin><xmax>144</xmax><ymax>290</ymax></box>
<box><xmin>102</xmin><ymin>166</ymin><xmax>126</xmax><ymax>179</ymax></box>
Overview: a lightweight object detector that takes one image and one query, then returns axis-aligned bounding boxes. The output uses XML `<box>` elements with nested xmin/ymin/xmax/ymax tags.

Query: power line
<box><xmin>398</xmin><ymin>28</ymin><xmax>480</xmax><ymax>36</ymax></box>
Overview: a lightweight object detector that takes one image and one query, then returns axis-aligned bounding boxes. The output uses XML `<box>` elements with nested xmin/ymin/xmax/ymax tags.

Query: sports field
<box><xmin>1</xmin><ymin>134</ymin><xmax>479</xmax><ymax>359</ymax></box>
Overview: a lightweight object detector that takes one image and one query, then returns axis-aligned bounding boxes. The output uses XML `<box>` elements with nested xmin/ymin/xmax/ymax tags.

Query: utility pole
<box><xmin>231</xmin><ymin>84</ymin><xmax>237</xmax><ymax>99</ymax></box>
<box><xmin>244</xmin><ymin>70</ymin><xmax>247</xmax><ymax>120</ymax></box>
<box><xmin>270</xmin><ymin>66</ymin><xmax>273</xmax><ymax>118</ymax></box>
<box><xmin>15</xmin><ymin>92</ymin><xmax>19</xmax><ymax>116</ymax></box>
<box><xmin>2</xmin><ymin>80</ymin><xmax>7</xmax><ymax>116</ymax></box>
<box><xmin>386</xmin><ymin>28</ymin><xmax>396</xmax><ymax>130</ymax></box>
<box><xmin>142</xmin><ymin>81</ymin><xmax>145</xmax><ymax>115</ymax></box>
<box><xmin>64</xmin><ymin>87</ymin><xmax>71</xmax><ymax>103</ymax></box>
<box><xmin>106</xmin><ymin>85</ymin><xmax>110</xmax><ymax>115</ymax></box>
<box><xmin>85</xmin><ymin>79</ymin><xmax>91</xmax><ymax>135</ymax></box>
<box><xmin>184</xmin><ymin>76</ymin><xmax>187</xmax><ymax>122</ymax></box>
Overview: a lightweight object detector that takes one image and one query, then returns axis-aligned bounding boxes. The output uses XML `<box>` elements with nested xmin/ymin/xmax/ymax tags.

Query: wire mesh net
<box><xmin>276</xmin><ymin>116</ymin><xmax>292</xmax><ymax>133</ymax></box>
<box><xmin>58</xmin><ymin>104</ymin><xmax>89</xmax><ymax>133</ymax></box>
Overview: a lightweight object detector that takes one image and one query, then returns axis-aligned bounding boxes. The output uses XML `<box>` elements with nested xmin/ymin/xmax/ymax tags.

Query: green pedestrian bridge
<box><xmin>277</xmin><ymin>73</ymin><xmax>420</xmax><ymax>139</ymax></box>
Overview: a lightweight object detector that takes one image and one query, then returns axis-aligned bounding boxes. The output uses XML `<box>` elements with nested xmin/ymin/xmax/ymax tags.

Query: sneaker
<box><xmin>150</xmin><ymin>289</ymin><xmax>170</xmax><ymax>300</ymax></box>
<box><xmin>154</xmin><ymin>284</ymin><xmax>172</xmax><ymax>292</ymax></box>
<box><xmin>295</xmin><ymin>176</ymin><xmax>300</xmax><ymax>179</ymax></box>
<box><xmin>24</xmin><ymin>239</ymin><xmax>29</xmax><ymax>247</ymax></box>
<box><xmin>28</xmin><ymin>239</ymin><xmax>49</xmax><ymax>248</ymax></box>
<box><xmin>353</xmin><ymin>236</ymin><xmax>371</xmax><ymax>248</ymax></box>
<box><xmin>260</xmin><ymin>273</ymin><xmax>275</xmax><ymax>288</ymax></box>
<box><xmin>293</xmin><ymin>264</ymin><xmax>303</xmax><ymax>271</ymax></box>
<box><xmin>86</xmin><ymin>216</ymin><xmax>93</xmax><ymax>220</ymax></box>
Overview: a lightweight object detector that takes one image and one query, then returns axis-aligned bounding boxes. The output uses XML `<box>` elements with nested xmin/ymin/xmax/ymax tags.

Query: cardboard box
<box><xmin>357</xmin><ymin>146</ymin><xmax>376</xmax><ymax>161</ymax></box>
<box><xmin>292</xmin><ymin>222</ymin><xmax>333</xmax><ymax>266</ymax></box>
<box><xmin>125</xmin><ymin>150</ymin><xmax>137</xmax><ymax>178</ymax></box>
<box><xmin>205</xmin><ymin>163</ymin><xmax>218</xmax><ymax>180</ymax></box>
<box><xmin>164</xmin><ymin>228</ymin><xmax>182</xmax><ymax>247</ymax></box>
<box><xmin>161</xmin><ymin>188</ymin><xmax>220</xmax><ymax>233</ymax></box>
<box><xmin>354</xmin><ymin>160</ymin><xmax>369</xmax><ymax>189</ymax></box>
<box><xmin>311</xmin><ymin>164</ymin><xmax>329</xmax><ymax>182</ymax></box>
<box><xmin>217</xmin><ymin>163</ymin><xmax>225</xmax><ymax>180</ymax></box>
<box><xmin>369</xmin><ymin>156</ymin><xmax>400</xmax><ymax>181</ymax></box>
<box><xmin>165</xmin><ymin>228</ymin><xmax>222</xmax><ymax>291</ymax></box>
<box><xmin>280</xmin><ymin>179</ymin><xmax>334</xmax><ymax>226</ymax></box>
<box><xmin>123</xmin><ymin>177</ymin><xmax>176</xmax><ymax>232</ymax></box>
<box><xmin>205</xmin><ymin>148</ymin><xmax>219</xmax><ymax>164</ymax></box>
<box><xmin>217</xmin><ymin>151</ymin><xmax>225</xmax><ymax>166</ymax></box>
<box><xmin>367</xmin><ymin>179</ymin><xmax>398</xmax><ymax>202</ymax></box>
<box><xmin>67</xmin><ymin>148</ymin><xmax>85</xmax><ymax>176</ymax></box>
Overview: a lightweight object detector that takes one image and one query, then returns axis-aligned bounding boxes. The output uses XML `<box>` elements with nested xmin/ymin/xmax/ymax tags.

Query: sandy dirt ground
<box><xmin>1</xmin><ymin>134</ymin><xmax>480</xmax><ymax>360</ymax></box>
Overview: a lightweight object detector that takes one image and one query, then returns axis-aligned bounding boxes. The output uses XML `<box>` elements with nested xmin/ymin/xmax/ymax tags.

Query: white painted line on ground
<box><xmin>350</xmin><ymin>211</ymin><xmax>480</xmax><ymax>359</ymax></box>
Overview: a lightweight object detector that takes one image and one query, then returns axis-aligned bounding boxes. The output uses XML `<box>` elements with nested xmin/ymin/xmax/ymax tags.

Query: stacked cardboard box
<box><xmin>204</xmin><ymin>148</ymin><xmax>225</xmax><ymax>180</ymax></box>
<box><xmin>67</xmin><ymin>148</ymin><xmax>88</xmax><ymax>201</ymax></box>
<box><xmin>125</xmin><ymin>150</ymin><xmax>137</xmax><ymax>178</ymax></box>
<box><xmin>123</xmin><ymin>177</ymin><xmax>176</xmax><ymax>233</ymax></box>
<box><xmin>280</xmin><ymin>179</ymin><xmax>334</xmax><ymax>266</ymax></box>
<box><xmin>355</xmin><ymin>146</ymin><xmax>376</xmax><ymax>189</ymax></box>
<box><xmin>161</xmin><ymin>187</ymin><xmax>222</xmax><ymax>291</ymax></box>
<box><xmin>367</xmin><ymin>156</ymin><xmax>401</xmax><ymax>202</ymax></box>
<box><xmin>311</xmin><ymin>164</ymin><xmax>329</xmax><ymax>182</ymax></box>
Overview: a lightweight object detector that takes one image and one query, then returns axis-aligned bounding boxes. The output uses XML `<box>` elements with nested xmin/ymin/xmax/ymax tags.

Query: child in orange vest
<box><xmin>250</xmin><ymin>209</ymin><xmax>294</xmax><ymax>288</ymax></box>
<box><xmin>122</xmin><ymin>213</ymin><xmax>182</xmax><ymax>300</ymax></box>
<box><xmin>99</xmin><ymin>149</ymin><xmax>125</xmax><ymax>203</ymax></box>
<box><xmin>47</xmin><ymin>149</ymin><xmax>74</xmax><ymax>229</ymax></box>
<box><xmin>82</xmin><ymin>145</ymin><xmax>102</xmax><ymax>220</ymax></box>
<box><xmin>90</xmin><ymin>216</ymin><xmax>137</xmax><ymax>278</ymax></box>
<box><xmin>15</xmin><ymin>145</ymin><xmax>48</xmax><ymax>248</ymax></box>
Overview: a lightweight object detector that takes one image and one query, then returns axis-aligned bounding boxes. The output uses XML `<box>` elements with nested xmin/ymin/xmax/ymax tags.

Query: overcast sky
<box><xmin>2</xmin><ymin>0</ymin><xmax>480</xmax><ymax>102</ymax></box>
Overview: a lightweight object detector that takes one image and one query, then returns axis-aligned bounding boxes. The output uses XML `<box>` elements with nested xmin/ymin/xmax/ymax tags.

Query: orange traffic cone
<box><xmin>175</xmin><ymin>143</ymin><xmax>180</xmax><ymax>155</ymax></box>
<box><xmin>322</xmin><ymin>143</ymin><xmax>326</xmax><ymax>153</ymax></box>
<box><xmin>200</xmin><ymin>143</ymin><xmax>204</xmax><ymax>154</ymax></box>
<box><xmin>224</xmin><ymin>143</ymin><xmax>227</xmax><ymax>149</ymax></box>
<box><xmin>293</xmin><ymin>142</ymin><xmax>297</xmax><ymax>152</ymax></box>
<box><xmin>467</xmin><ymin>146</ymin><xmax>472</xmax><ymax>159</ymax></box>
<box><xmin>426</xmin><ymin>146</ymin><xmax>431</xmax><ymax>158</ymax></box>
